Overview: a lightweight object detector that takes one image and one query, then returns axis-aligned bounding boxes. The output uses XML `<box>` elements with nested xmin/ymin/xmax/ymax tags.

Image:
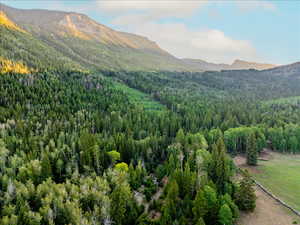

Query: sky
<box><xmin>1</xmin><ymin>0</ymin><xmax>300</xmax><ymax>65</ymax></box>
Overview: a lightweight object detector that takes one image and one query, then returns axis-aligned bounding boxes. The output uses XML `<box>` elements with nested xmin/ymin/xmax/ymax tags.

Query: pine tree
<box><xmin>220</xmin><ymin>194</ymin><xmax>239</xmax><ymax>219</ymax></box>
<box><xmin>209</xmin><ymin>138</ymin><xmax>231</xmax><ymax>194</ymax></box>
<box><xmin>41</xmin><ymin>153</ymin><xmax>52</xmax><ymax>180</ymax></box>
<box><xmin>288</xmin><ymin>136</ymin><xmax>298</xmax><ymax>153</ymax></box>
<box><xmin>192</xmin><ymin>185</ymin><xmax>219</xmax><ymax>224</ymax></box>
<box><xmin>193</xmin><ymin>189</ymin><xmax>208</xmax><ymax>221</ymax></box>
<box><xmin>176</xmin><ymin>128</ymin><xmax>185</xmax><ymax>145</ymax></box>
<box><xmin>79</xmin><ymin>132</ymin><xmax>98</xmax><ymax>171</ymax></box>
<box><xmin>196</xmin><ymin>217</ymin><xmax>206</xmax><ymax>225</ymax></box>
<box><xmin>161</xmin><ymin>180</ymin><xmax>179</xmax><ymax>224</ymax></box>
<box><xmin>246</xmin><ymin>133</ymin><xmax>257</xmax><ymax>166</ymax></box>
<box><xmin>111</xmin><ymin>181</ymin><xmax>132</xmax><ymax>225</ymax></box>
<box><xmin>218</xmin><ymin>204</ymin><xmax>233</xmax><ymax>225</ymax></box>
<box><xmin>235</xmin><ymin>170</ymin><xmax>256</xmax><ymax>211</ymax></box>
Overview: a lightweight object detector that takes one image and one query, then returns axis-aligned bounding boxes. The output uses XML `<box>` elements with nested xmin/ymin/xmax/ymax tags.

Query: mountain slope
<box><xmin>0</xmin><ymin>3</ymin><xmax>195</xmax><ymax>72</ymax></box>
<box><xmin>183</xmin><ymin>58</ymin><xmax>277</xmax><ymax>71</ymax></box>
<box><xmin>182</xmin><ymin>58</ymin><xmax>230</xmax><ymax>71</ymax></box>
<box><xmin>0</xmin><ymin>10</ymin><xmax>26</xmax><ymax>33</ymax></box>
<box><xmin>0</xmin><ymin>21</ymin><xmax>84</xmax><ymax>71</ymax></box>
<box><xmin>261</xmin><ymin>62</ymin><xmax>300</xmax><ymax>78</ymax></box>
<box><xmin>231</xmin><ymin>59</ymin><xmax>276</xmax><ymax>70</ymax></box>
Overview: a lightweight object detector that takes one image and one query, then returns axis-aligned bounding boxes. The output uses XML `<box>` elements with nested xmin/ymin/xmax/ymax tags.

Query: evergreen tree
<box><xmin>79</xmin><ymin>132</ymin><xmax>98</xmax><ymax>171</ymax></box>
<box><xmin>176</xmin><ymin>128</ymin><xmax>185</xmax><ymax>145</ymax></box>
<box><xmin>196</xmin><ymin>217</ymin><xmax>206</xmax><ymax>225</ymax></box>
<box><xmin>288</xmin><ymin>136</ymin><xmax>298</xmax><ymax>153</ymax></box>
<box><xmin>220</xmin><ymin>194</ymin><xmax>239</xmax><ymax>219</ymax></box>
<box><xmin>209</xmin><ymin>138</ymin><xmax>231</xmax><ymax>194</ymax></box>
<box><xmin>197</xmin><ymin>185</ymin><xmax>219</xmax><ymax>225</ymax></box>
<box><xmin>41</xmin><ymin>153</ymin><xmax>52</xmax><ymax>180</ymax></box>
<box><xmin>111</xmin><ymin>181</ymin><xmax>132</xmax><ymax>225</ymax></box>
<box><xmin>235</xmin><ymin>170</ymin><xmax>256</xmax><ymax>211</ymax></box>
<box><xmin>161</xmin><ymin>180</ymin><xmax>179</xmax><ymax>224</ymax></box>
<box><xmin>193</xmin><ymin>189</ymin><xmax>208</xmax><ymax>221</ymax></box>
<box><xmin>246</xmin><ymin>133</ymin><xmax>258</xmax><ymax>166</ymax></box>
<box><xmin>218</xmin><ymin>204</ymin><xmax>233</xmax><ymax>225</ymax></box>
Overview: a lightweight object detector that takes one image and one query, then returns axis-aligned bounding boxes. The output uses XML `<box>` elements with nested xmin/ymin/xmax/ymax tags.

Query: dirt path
<box><xmin>236</xmin><ymin>185</ymin><xmax>300</xmax><ymax>225</ymax></box>
<box><xmin>135</xmin><ymin>176</ymin><xmax>167</xmax><ymax>214</ymax></box>
<box><xmin>144</xmin><ymin>186</ymin><xmax>164</xmax><ymax>213</ymax></box>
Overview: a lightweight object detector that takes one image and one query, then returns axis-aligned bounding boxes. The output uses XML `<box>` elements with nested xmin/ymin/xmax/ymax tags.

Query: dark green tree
<box><xmin>235</xmin><ymin>170</ymin><xmax>256</xmax><ymax>212</ymax></box>
<box><xmin>193</xmin><ymin>189</ymin><xmax>208</xmax><ymax>222</ymax></box>
<box><xmin>209</xmin><ymin>138</ymin><xmax>232</xmax><ymax>194</ymax></box>
<box><xmin>246</xmin><ymin>133</ymin><xmax>258</xmax><ymax>166</ymax></box>
<box><xmin>196</xmin><ymin>217</ymin><xmax>206</xmax><ymax>225</ymax></box>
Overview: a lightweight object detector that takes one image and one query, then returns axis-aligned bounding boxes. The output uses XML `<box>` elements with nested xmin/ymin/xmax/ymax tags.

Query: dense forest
<box><xmin>1</xmin><ymin>3</ymin><xmax>300</xmax><ymax>224</ymax></box>
<box><xmin>0</xmin><ymin>63</ymin><xmax>300</xmax><ymax>225</ymax></box>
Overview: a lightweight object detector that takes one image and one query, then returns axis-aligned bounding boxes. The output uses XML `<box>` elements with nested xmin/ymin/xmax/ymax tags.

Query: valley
<box><xmin>0</xmin><ymin>2</ymin><xmax>300</xmax><ymax>225</ymax></box>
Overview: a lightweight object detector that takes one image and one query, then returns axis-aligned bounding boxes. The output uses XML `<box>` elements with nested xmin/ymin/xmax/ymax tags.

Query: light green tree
<box><xmin>218</xmin><ymin>204</ymin><xmax>233</xmax><ymax>225</ymax></box>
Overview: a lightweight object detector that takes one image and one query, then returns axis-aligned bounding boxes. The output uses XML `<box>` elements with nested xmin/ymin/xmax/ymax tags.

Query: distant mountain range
<box><xmin>182</xmin><ymin>58</ymin><xmax>277</xmax><ymax>71</ymax></box>
<box><xmin>0</xmin><ymin>3</ymin><xmax>285</xmax><ymax>72</ymax></box>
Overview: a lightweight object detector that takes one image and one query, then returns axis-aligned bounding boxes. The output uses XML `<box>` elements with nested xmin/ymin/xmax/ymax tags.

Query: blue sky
<box><xmin>2</xmin><ymin>0</ymin><xmax>299</xmax><ymax>64</ymax></box>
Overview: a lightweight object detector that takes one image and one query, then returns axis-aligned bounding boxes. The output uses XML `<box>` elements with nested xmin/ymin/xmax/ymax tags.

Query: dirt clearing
<box><xmin>236</xmin><ymin>185</ymin><xmax>300</xmax><ymax>225</ymax></box>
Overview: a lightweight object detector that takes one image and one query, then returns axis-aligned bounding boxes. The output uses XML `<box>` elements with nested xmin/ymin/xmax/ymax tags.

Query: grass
<box><xmin>253</xmin><ymin>153</ymin><xmax>300</xmax><ymax>212</ymax></box>
<box><xmin>113</xmin><ymin>81</ymin><xmax>166</xmax><ymax>112</ymax></box>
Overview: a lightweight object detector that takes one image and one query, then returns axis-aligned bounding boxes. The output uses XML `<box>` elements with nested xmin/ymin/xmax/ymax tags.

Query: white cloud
<box><xmin>94</xmin><ymin>0</ymin><xmax>277</xmax><ymax>16</ymax></box>
<box><xmin>42</xmin><ymin>0</ymin><xmax>268</xmax><ymax>63</ymax></box>
<box><xmin>235</xmin><ymin>0</ymin><xmax>277</xmax><ymax>12</ymax></box>
<box><xmin>124</xmin><ymin>22</ymin><xmax>258</xmax><ymax>63</ymax></box>
<box><xmin>43</xmin><ymin>0</ymin><xmax>276</xmax><ymax>15</ymax></box>
<box><xmin>97</xmin><ymin>0</ymin><xmax>208</xmax><ymax>18</ymax></box>
<box><xmin>42</xmin><ymin>0</ymin><xmax>208</xmax><ymax>23</ymax></box>
<box><xmin>105</xmin><ymin>0</ymin><xmax>275</xmax><ymax>63</ymax></box>
<box><xmin>112</xmin><ymin>13</ymin><xmax>158</xmax><ymax>27</ymax></box>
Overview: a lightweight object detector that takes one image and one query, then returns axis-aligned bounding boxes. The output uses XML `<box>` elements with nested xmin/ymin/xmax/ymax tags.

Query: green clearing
<box><xmin>253</xmin><ymin>153</ymin><xmax>300</xmax><ymax>212</ymax></box>
<box><xmin>113</xmin><ymin>82</ymin><xmax>166</xmax><ymax>112</ymax></box>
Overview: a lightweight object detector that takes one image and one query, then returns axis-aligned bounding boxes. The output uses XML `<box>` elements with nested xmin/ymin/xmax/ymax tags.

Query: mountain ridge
<box><xmin>261</xmin><ymin>61</ymin><xmax>300</xmax><ymax>77</ymax></box>
<box><xmin>231</xmin><ymin>59</ymin><xmax>276</xmax><ymax>70</ymax></box>
<box><xmin>0</xmin><ymin>3</ymin><xmax>168</xmax><ymax>53</ymax></box>
<box><xmin>0</xmin><ymin>3</ymin><xmax>291</xmax><ymax>73</ymax></box>
<box><xmin>0</xmin><ymin>3</ymin><xmax>194</xmax><ymax>71</ymax></box>
<box><xmin>182</xmin><ymin>58</ymin><xmax>277</xmax><ymax>71</ymax></box>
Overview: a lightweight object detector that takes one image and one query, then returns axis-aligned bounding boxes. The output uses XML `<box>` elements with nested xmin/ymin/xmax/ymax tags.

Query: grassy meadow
<box><xmin>113</xmin><ymin>81</ymin><xmax>166</xmax><ymax>112</ymax></box>
<box><xmin>254</xmin><ymin>153</ymin><xmax>300</xmax><ymax>212</ymax></box>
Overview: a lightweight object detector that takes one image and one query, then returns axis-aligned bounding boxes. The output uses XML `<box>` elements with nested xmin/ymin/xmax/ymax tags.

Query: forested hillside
<box><xmin>1</xmin><ymin>3</ymin><xmax>300</xmax><ymax>225</ymax></box>
<box><xmin>1</xmin><ymin>61</ymin><xmax>300</xmax><ymax>224</ymax></box>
